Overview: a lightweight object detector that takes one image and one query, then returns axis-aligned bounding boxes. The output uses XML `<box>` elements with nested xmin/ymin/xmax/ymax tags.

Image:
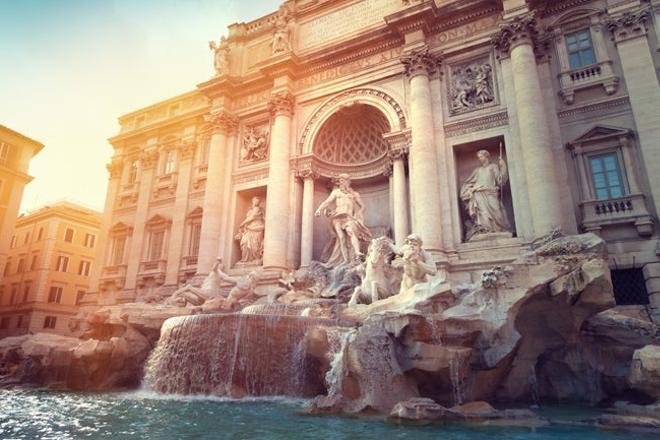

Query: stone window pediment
<box><xmin>109</xmin><ymin>222</ymin><xmax>133</xmax><ymax>237</ymax></box>
<box><xmin>567</xmin><ymin>125</ymin><xmax>653</xmax><ymax>237</ymax></box>
<box><xmin>145</xmin><ymin>214</ymin><xmax>172</xmax><ymax>231</ymax></box>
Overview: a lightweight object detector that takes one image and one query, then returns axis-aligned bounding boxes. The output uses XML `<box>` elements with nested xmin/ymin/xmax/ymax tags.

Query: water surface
<box><xmin>0</xmin><ymin>390</ymin><xmax>655</xmax><ymax>440</ymax></box>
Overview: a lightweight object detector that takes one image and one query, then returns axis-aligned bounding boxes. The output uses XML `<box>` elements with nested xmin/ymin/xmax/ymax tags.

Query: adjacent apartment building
<box><xmin>0</xmin><ymin>201</ymin><xmax>102</xmax><ymax>337</ymax></box>
<box><xmin>0</xmin><ymin>124</ymin><xmax>43</xmax><ymax>276</ymax></box>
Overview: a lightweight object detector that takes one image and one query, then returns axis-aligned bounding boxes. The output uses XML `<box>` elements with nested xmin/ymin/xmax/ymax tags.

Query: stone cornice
<box><xmin>268</xmin><ymin>92</ymin><xmax>295</xmax><ymax>117</ymax></box>
<box><xmin>401</xmin><ymin>46</ymin><xmax>441</xmax><ymax>78</ymax></box>
<box><xmin>606</xmin><ymin>8</ymin><xmax>651</xmax><ymax>43</ymax></box>
<box><xmin>383</xmin><ymin>129</ymin><xmax>411</xmax><ymax>160</ymax></box>
<box><xmin>444</xmin><ymin>111</ymin><xmax>509</xmax><ymax>138</ymax></box>
<box><xmin>204</xmin><ymin>111</ymin><xmax>239</xmax><ymax>135</ymax></box>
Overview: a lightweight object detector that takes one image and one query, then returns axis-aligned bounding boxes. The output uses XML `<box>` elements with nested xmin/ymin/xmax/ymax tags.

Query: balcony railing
<box><xmin>559</xmin><ymin>60</ymin><xmax>619</xmax><ymax>104</ymax></box>
<box><xmin>140</xmin><ymin>260</ymin><xmax>167</xmax><ymax>273</ymax></box>
<box><xmin>581</xmin><ymin>193</ymin><xmax>654</xmax><ymax>237</ymax></box>
<box><xmin>183</xmin><ymin>255</ymin><xmax>198</xmax><ymax>267</ymax></box>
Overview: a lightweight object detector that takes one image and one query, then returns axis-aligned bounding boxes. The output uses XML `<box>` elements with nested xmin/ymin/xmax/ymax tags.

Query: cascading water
<box><xmin>449</xmin><ymin>354</ymin><xmax>465</xmax><ymax>406</ymax></box>
<box><xmin>143</xmin><ymin>313</ymin><xmax>328</xmax><ymax>398</ymax></box>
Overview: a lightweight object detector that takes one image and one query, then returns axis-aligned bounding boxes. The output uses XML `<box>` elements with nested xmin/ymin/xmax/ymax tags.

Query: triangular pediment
<box><xmin>187</xmin><ymin>207</ymin><xmax>203</xmax><ymax>218</ymax></box>
<box><xmin>109</xmin><ymin>221</ymin><xmax>133</xmax><ymax>235</ymax></box>
<box><xmin>570</xmin><ymin>125</ymin><xmax>632</xmax><ymax>145</ymax></box>
<box><xmin>146</xmin><ymin>214</ymin><xmax>171</xmax><ymax>226</ymax></box>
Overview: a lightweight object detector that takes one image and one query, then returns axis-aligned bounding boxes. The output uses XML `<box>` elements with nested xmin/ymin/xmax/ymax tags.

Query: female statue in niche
<box><xmin>235</xmin><ymin>196</ymin><xmax>265</xmax><ymax>264</ymax></box>
<box><xmin>460</xmin><ymin>149</ymin><xmax>511</xmax><ymax>240</ymax></box>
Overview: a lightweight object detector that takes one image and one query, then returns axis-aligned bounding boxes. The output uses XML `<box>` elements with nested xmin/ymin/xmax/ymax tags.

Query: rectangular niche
<box><xmin>231</xmin><ymin>187</ymin><xmax>267</xmax><ymax>268</ymax></box>
<box><xmin>453</xmin><ymin>136</ymin><xmax>517</xmax><ymax>242</ymax></box>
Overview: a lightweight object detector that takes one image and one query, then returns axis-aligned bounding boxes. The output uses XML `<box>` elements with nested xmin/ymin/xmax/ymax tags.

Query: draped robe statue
<box><xmin>235</xmin><ymin>196</ymin><xmax>265</xmax><ymax>264</ymax></box>
<box><xmin>460</xmin><ymin>150</ymin><xmax>511</xmax><ymax>240</ymax></box>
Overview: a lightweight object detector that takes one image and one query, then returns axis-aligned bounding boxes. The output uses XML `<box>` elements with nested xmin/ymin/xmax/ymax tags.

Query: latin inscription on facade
<box><xmin>298</xmin><ymin>0</ymin><xmax>401</xmax><ymax>50</ymax></box>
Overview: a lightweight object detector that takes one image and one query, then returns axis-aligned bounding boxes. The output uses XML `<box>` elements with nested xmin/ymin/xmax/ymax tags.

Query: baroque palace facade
<box><xmin>90</xmin><ymin>0</ymin><xmax>660</xmax><ymax>318</ymax></box>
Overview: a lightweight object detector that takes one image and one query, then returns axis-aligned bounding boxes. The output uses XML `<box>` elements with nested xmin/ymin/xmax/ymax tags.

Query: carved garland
<box><xmin>298</xmin><ymin>88</ymin><xmax>407</xmax><ymax>154</ymax></box>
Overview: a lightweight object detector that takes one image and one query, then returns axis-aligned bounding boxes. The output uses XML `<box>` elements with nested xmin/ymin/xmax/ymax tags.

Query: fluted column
<box><xmin>297</xmin><ymin>168</ymin><xmax>318</xmax><ymax>267</ymax></box>
<box><xmin>165</xmin><ymin>140</ymin><xmax>196</xmax><ymax>285</ymax></box>
<box><xmin>493</xmin><ymin>16</ymin><xmax>563</xmax><ymax>236</ymax></box>
<box><xmin>124</xmin><ymin>149</ymin><xmax>158</xmax><ymax>293</ymax></box>
<box><xmin>197</xmin><ymin>111</ymin><xmax>238</xmax><ymax>275</ymax></box>
<box><xmin>263</xmin><ymin>92</ymin><xmax>295</xmax><ymax>271</ymax></box>
<box><xmin>402</xmin><ymin>47</ymin><xmax>443</xmax><ymax>250</ymax></box>
<box><xmin>387</xmin><ymin>147</ymin><xmax>410</xmax><ymax>246</ymax></box>
<box><xmin>88</xmin><ymin>158</ymin><xmax>123</xmax><ymax>299</ymax></box>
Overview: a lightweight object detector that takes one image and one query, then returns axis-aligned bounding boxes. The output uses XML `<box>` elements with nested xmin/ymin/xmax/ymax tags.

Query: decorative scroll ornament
<box><xmin>204</xmin><ymin>111</ymin><xmax>239</xmax><ymax>135</ymax></box>
<box><xmin>268</xmin><ymin>92</ymin><xmax>295</xmax><ymax>117</ymax></box>
<box><xmin>491</xmin><ymin>14</ymin><xmax>539</xmax><ymax>57</ymax></box>
<box><xmin>139</xmin><ymin>149</ymin><xmax>159</xmax><ymax>169</ymax></box>
<box><xmin>606</xmin><ymin>9</ymin><xmax>650</xmax><ymax>43</ymax></box>
<box><xmin>178</xmin><ymin>140</ymin><xmax>197</xmax><ymax>160</ymax></box>
<box><xmin>401</xmin><ymin>47</ymin><xmax>440</xmax><ymax>78</ymax></box>
<box><xmin>106</xmin><ymin>159</ymin><xmax>123</xmax><ymax>179</ymax></box>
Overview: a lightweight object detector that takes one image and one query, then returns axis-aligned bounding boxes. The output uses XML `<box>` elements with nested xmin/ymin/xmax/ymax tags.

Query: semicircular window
<box><xmin>314</xmin><ymin>104</ymin><xmax>390</xmax><ymax>165</ymax></box>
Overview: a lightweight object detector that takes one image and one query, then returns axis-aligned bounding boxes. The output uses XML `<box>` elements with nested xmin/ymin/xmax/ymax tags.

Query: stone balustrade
<box><xmin>559</xmin><ymin>60</ymin><xmax>619</xmax><ymax>104</ymax></box>
<box><xmin>581</xmin><ymin>193</ymin><xmax>654</xmax><ymax>236</ymax></box>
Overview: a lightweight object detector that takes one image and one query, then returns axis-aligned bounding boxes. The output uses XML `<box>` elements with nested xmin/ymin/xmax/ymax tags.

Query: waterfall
<box><xmin>449</xmin><ymin>354</ymin><xmax>465</xmax><ymax>407</ymax></box>
<box><xmin>143</xmin><ymin>313</ymin><xmax>328</xmax><ymax>398</ymax></box>
<box><xmin>528</xmin><ymin>363</ymin><xmax>540</xmax><ymax>407</ymax></box>
<box><xmin>323</xmin><ymin>329</ymin><xmax>355</xmax><ymax>402</ymax></box>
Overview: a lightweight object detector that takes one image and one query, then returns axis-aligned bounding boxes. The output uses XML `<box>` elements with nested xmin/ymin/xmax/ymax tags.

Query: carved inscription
<box><xmin>298</xmin><ymin>0</ymin><xmax>400</xmax><ymax>50</ymax></box>
<box><xmin>297</xmin><ymin>47</ymin><xmax>402</xmax><ymax>89</ymax></box>
<box><xmin>430</xmin><ymin>15</ymin><xmax>500</xmax><ymax>47</ymax></box>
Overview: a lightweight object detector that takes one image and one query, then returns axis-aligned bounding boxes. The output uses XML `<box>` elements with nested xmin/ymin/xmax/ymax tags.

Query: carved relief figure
<box><xmin>271</xmin><ymin>6</ymin><xmax>292</xmax><ymax>54</ymax></box>
<box><xmin>209</xmin><ymin>36</ymin><xmax>230</xmax><ymax>76</ymax></box>
<box><xmin>460</xmin><ymin>150</ymin><xmax>510</xmax><ymax>240</ymax></box>
<box><xmin>450</xmin><ymin>61</ymin><xmax>495</xmax><ymax>113</ymax></box>
<box><xmin>315</xmin><ymin>173</ymin><xmax>372</xmax><ymax>266</ymax></box>
<box><xmin>392</xmin><ymin>234</ymin><xmax>437</xmax><ymax>295</ymax></box>
<box><xmin>235</xmin><ymin>196</ymin><xmax>265</xmax><ymax>264</ymax></box>
<box><xmin>241</xmin><ymin>127</ymin><xmax>269</xmax><ymax>162</ymax></box>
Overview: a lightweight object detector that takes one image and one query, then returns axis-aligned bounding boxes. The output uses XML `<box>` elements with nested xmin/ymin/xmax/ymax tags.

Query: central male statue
<box><xmin>315</xmin><ymin>173</ymin><xmax>372</xmax><ymax>266</ymax></box>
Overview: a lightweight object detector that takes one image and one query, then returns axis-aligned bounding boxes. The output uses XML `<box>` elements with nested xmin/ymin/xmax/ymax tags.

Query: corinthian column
<box><xmin>197</xmin><ymin>111</ymin><xmax>238</xmax><ymax>275</ymax></box>
<box><xmin>297</xmin><ymin>168</ymin><xmax>318</xmax><ymax>267</ymax></box>
<box><xmin>124</xmin><ymin>148</ymin><xmax>159</xmax><ymax>295</ymax></box>
<box><xmin>402</xmin><ymin>47</ymin><xmax>443</xmax><ymax>250</ymax></box>
<box><xmin>165</xmin><ymin>140</ymin><xmax>196</xmax><ymax>285</ymax></box>
<box><xmin>88</xmin><ymin>158</ymin><xmax>124</xmax><ymax>301</ymax></box>
<box><xmin>389</xmin><ymin>148</ymin><xmax>410</xmax><ymax>247</ymax></box>
<box><xmin>262</xmin><ymin>92</ymin><xmax>295</xmax><ymax>271</ymax></box>
<box><xmin>493</xmin><ymin>16</ymin><xmax>563</xmax><ymax>236</ymax></box>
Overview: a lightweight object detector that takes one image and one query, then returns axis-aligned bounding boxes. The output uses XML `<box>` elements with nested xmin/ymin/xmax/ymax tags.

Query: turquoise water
<box><xmin>0</xmin><ymin>390</ymin><xmax>656</xmax><ymax>440</ymax></box>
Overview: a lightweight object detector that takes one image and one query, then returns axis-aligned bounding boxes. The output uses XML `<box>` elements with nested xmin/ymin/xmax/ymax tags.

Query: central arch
<box><xmin>298</xmin><ymin>87</ymin><xmax>407</xmax><ymax>157</ymax></box>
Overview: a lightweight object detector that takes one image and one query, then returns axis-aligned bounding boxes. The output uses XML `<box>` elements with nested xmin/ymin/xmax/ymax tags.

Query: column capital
<box><xmin>384</xmin><ymin>129</ymin><xmax>411</xmax><ymax>160</ymax></box>
<box><xmin>492</xmin><ymin>13</ymin><xmax>542</xmax><ymax>58</ymax></box>
<box><xmin>106</xmin><ymin>158</ymin><xmax>123</xmax><ymax>180</ymax></box>
<box><xmin>268</xmin><ymin>91</ymin><xmax>295</xmax><ymax>117</ymax></box>
<box><xmin>401</xmin><ymin>46</ymin><xmax>441</xmax><ymax>79</ymax></box>
<box><xmin>606</xmin><ymin>9</ymin><xmax>650</xmax><ymax>43</ymax></box>
<box><xmin>296</xmin><ymin>167</ymin><xmax>319</xmax><ymax>181</ymax></box>
<box><xmin>139</xmin><ymin>148</ymin><xmax>159</xmax><ymax>169</ymax></box>
<box><xmin>177</xmin><ymin>139</ymin><xmax>197</xmax><ymax>160</ymax></box>
<box><xmin>204</xmin><ymin>111</ymin><xmax>239</xmax><ymax>135</ymax></box>
<box><xmin>382</xmin><ymin>161</ymin><xmax>393</xmax><ymax>177</ymax></box>
<box><xmin>388</xmin><ymin>147</ymin><xmax>408</xmax><ymax>161</ymax></box>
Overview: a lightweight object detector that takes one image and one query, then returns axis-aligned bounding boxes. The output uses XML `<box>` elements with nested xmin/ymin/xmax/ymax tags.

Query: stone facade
<box><xmin>90</xmin><ymin>0</ymin><xmax>660</xmax><ymax>318</ymax></box>
<box><xmin>0</xmin><ymin>201</ymin><xmax>102</xmax><ymax>337</ymax></box>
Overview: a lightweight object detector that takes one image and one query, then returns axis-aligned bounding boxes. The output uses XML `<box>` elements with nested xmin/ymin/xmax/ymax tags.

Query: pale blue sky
<box><xmin>0</xmin><ymin>0</ymin><xmax>281</xmax><ymax>213</ymax></box>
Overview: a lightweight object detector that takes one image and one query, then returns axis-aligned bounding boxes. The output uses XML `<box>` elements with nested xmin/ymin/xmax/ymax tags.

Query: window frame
<box><xmin>48</xmin><ymin>286</ymin><xmax>63</xmax><ymax>304</ymax></box>
<box><xmin>64</xmin><ymin>227</ymin><xmax>75</xmax><ymax>243</ymax></box>
<box><xmin>586</xmin><ymin>151</ymin><xmax>627</xmax><ymax>201</ymax></box>
<box><xmin>565</xmin><ymin>28</ymin><xmax>597</xmax><ymax>70</ymax></box>
<box><xmin>43</xmin><ymin>316</ymin><xmax>57</xmax><ymax>329</ymax></box>
<box><xmin>56</xmin><ymin>255</ymin><xmax>69</xmax><ymax>272</ymax></box>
